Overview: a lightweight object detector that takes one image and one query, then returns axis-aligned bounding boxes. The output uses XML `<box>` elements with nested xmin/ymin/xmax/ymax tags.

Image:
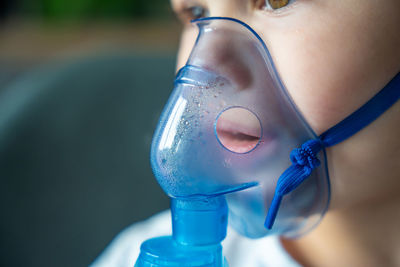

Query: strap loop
<box><xmin>264</xmin><ymin>140</ymin><xmax>323</xmax><ymax>229</ymax></box>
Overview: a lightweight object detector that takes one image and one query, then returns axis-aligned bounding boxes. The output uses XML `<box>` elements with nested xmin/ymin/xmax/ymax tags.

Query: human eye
<box><xmin>172</xmin><ymin>1</ymin><xmax>210</xmax><ymax>25</ymax></box>
<box><xmin>255</xmin><ymin>0</ymin><xmax>295</xmax><ymax>11</ymax></box>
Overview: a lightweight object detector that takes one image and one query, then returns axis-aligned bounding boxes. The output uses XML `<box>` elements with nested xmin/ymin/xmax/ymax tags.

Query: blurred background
<box><xmin>0</xmin><ymin>1</ymin><xmax>180</xmax><ymax>266</ymax></box>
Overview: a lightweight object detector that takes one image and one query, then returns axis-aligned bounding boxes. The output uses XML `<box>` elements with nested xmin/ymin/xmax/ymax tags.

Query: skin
<box><xmin>171</xmin><ymin>0</ymin><xmax>400</xmax><ymax>266</ymax></box>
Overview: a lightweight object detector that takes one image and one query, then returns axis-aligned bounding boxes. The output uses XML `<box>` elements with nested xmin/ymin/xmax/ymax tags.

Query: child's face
<box><xmin>170</xmin><ymin>0</ymin><xmax>400</xmax><ymax>210</ymax></box>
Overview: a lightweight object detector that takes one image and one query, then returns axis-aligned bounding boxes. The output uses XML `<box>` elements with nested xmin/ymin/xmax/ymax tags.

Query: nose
<box><xmin>206</xmin><ymin>0</ymin><xmax>252</xmax><ymax>19</ymax></box>
<box><xmin>175</xmin><ymin>0</ymin><xmax>255</xmax><ymax>71</ymax></box>
<box><xmin>189</xmin><ymin>24</ymin><xmax>253</xmax><ymax>89</ymax></box>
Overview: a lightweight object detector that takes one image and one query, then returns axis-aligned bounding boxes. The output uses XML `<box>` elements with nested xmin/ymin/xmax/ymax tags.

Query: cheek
<box><xmin>255</xmin><ymin>1</ymin><xmax>400</xmax><ymax>134</ymax></box>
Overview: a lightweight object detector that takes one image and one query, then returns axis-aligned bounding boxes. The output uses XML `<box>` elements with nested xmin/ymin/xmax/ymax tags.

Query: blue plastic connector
<box><xmin>135</xmin><ymin>196</ymin><xmax>229</xmax><ymax>267</ymax></box>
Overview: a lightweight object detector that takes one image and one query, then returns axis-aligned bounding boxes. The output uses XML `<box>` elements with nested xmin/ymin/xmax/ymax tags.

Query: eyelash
<box><xmin>258</xmin><ymin>0</ymin><xmax>295</xmax><ymax>12</ymax></box>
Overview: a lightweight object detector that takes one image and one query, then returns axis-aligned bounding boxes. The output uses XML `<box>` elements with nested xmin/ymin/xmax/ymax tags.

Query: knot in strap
<box><xmin>290</xmin><ymin>139</ymin><xmax>323</xmax><ymax>174</ymax></box>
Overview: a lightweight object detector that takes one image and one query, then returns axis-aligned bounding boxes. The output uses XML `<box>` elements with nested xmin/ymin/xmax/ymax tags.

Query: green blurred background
<box><xmin>2</xmin><ymin>0</ymin><xmax>170</xmax><ymax>20</ymax></box>
<box><xmin>0</xmin><ymin>1</ymin><xmax>182</xmax><ymax>266</ymax></box>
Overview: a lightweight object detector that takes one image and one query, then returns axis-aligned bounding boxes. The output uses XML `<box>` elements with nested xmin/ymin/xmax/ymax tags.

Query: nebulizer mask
<box><xmin>135</xmin><ymin>17</ymin><xmax>400</xmax><ymax>267</ymax></box>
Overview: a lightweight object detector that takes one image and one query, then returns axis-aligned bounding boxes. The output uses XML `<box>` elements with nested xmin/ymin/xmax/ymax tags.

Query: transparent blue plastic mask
<box><xmin>151</xmin><ymin>17</ymin><xmax>330</xmax><ymax>238</ymax></box>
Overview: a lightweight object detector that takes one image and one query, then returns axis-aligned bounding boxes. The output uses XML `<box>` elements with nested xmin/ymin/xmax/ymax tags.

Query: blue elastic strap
<box><xmin>265</xmin><ymin>72</ymin><xmax>400</xmax><ymax>229</ymax></box>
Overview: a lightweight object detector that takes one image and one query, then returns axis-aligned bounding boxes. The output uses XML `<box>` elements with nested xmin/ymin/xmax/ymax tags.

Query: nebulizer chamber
<box><xmin>135</xmin><ymin>18</ymin><xmax>330</xmax><ymax>266</ymax></box>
